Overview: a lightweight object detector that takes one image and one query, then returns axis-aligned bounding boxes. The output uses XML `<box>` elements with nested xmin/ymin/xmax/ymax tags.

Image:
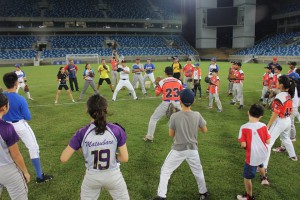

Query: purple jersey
<box><xmin>69</xmin><ymin>122</ymin><xmax>126</xmax><ymax>171</ymax></box>
<box><xmin>0</xmin><ymin>119</ymin><xmax>20</xmax><ymax>166</ymax></box>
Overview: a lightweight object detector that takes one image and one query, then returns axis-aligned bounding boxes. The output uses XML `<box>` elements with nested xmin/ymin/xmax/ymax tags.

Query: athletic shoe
<box><xmin>259</xmin><ymin>98</ymin><xmax>263</xmax><ymax>102</ymax></box>
<box><xmin>112</xmin><ymin>99</ymin><xmax>115</xmax><ymax>102</ymax></box>
<box><xmin>290</xmin><ymin>156</ymin><xmax>298</xmax><ymax>161</ymax></box>
<box><xmin>237</xmin><ymin>193</ymin><xmax>255</xmax><ymax>200</ymax></box>
<box><xmin>143</xmin><ymin>136</ymin><xmax>153</xmax><ymax>142</ymax></box>
<box><xmin>151</xmin><ymin>196</ymin><xmax>166</xmax><ymax>200</ymax></box>
<box><xmin>228</xmin><ymin>93</ymin><xmax>233</xmax><ymax>96</ymax></box>
<box><xmin>290</xmin><ymin>138</ymin><xmax>296</xmax><ymax>142</ymax></box>
<box><xmin>36</xmin><ymin>173</ymin><xmax>53</xmax><ymax>183</ymax></box>
<box><xmin>230</xmin><ymin>101</ymin><xmax>236</xmax><ymax>105</ymax></box>
<box><xmin>217</xmin><ymin>109</ymin><xmax>222</xmax><ymax>112</ymax></box>
<box><xmin>272</xmin><ymin>146</ymin><xmax>286</xmax><ymax>153</ymax></box>
<box><xmin>135</xmin><ymin>98</ymin><xmax>139</xmax><ymax>100</ymax></box>
<box><xmin>200</xmin><ymin>192</ymin><xmax>209</xmax><ymax>200</ymax></box>
<box><xmin>261</xmin><ymin>176</ymin><xmax>270</xmax><ymax>186</ymax></box>
<box><xmin>54</xmin><ymin>100</ymin><xmax>58</xmax><ymax>104</ymax></box>
<box><xmin>238</xmin><ymin>105</ymin><xmax>244</xmax><ymax>109</ymax></box>
<box><xmin>29</xmin><ymin>97</ymin><xmax>34</xmax><ymax>100</ymax></box>
<box><xmin>72</xmin><ymin>99</ymin><xmax>75</xmax><ymax>103</ymax></box>
<box><xmin>112</xmin><ymin>90</ymin><xmax>114</xmax><ymax>92</ymax></box>
<box><xmin>128</xmin><ymin>93</ymin><xmax>132</xmax><ymax>96</ymax></box>
<box><xmin>207</xmin><ymin>106</ymin><xmax>213</xmax><ymax>109</ymax></box>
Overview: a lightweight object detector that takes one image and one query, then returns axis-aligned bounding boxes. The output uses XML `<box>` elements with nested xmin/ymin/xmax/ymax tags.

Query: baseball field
<box><xmin>0</xmin><ymin>61</ymin><xmax>299</xmax><ymax>200</ymax></box>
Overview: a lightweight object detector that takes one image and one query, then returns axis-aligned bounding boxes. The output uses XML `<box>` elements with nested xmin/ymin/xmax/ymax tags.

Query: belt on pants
<box><xmin>164</xmin><ymin>100</ymin><xmax>179</xmax><ymax>102</ymax></box>
<box><xmin>8</xmin><ymin>120</ymin><xmax>19</xmax><ymax>123</ymax></box>
<box><xmin>122</xmin><ymin>79</ymin><xmax>128</xmax><ymax>80</ymax></box>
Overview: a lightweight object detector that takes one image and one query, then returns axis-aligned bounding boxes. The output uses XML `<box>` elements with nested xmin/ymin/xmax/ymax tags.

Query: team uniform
<box><xmin>231</xmin><ymin>69</ymin><xmax>244</xmax><ymax>107</ymax></box>
<box><xmin>156</xmin><ymin>110</ymin><xmax>208</xmax><ymax>198</ymax></box>
<box><xmin>207</xmin><ymin>64</ymin><xmax>219</xmax><ymax>78</ymax></box>
<box><xmin>112</xmin><ymin>65</ymin><xmax>138</xmax><ymax>101</ymax></box>
<box><xmin>0</xmin><ymin>119</ymin><xmax>28</xmax><ymax>200</ymax></box>
<box><xmin>144</xmin><ymin>77</ymin><xmax>183</xmax><ymax>141</ymax></box>
<box><xmin>182</xmin><ymin>63</ymin><xmax>194</xmax><ymax>86</ymax></box>
<box><xmin>143</xmin><ymin>62</ymin><xmax>156</xmax><ymax>88</ymax></box>
<box><xmin>3</xmin><ymin>92</ymin><xmax>52</xmax><ymax>182</ymax></box>
<box><xmin>228</xmin><ymin>65</ymin><xmax>235</xmax><ymax>95</ymax></box>
<box><xmin>171</xmin><ymin>62</ymin><xmax>182</xmax><ymax>80</ymax></box>
<box><xmin>57</xmin><ymin>72</ymin><xmax>69</xmax><ymax>90</ymax></box>
<box><xmin>192</xmin><ymin>66</ymin><xmax>202</xmax><ymax>98</ymax></box>
<box><xmin>15</xmin><ymin>70</ymin><xmax>33</xmax><ymax>100</ymax></box>
<box><xmin>263</xmin><ymin>92</ymin><xmax>297</xmax><ymax>168</ymax></box>
<box><xmin>68</xmin><ymin>122</ymin><xmax>129</xmax><ymax>200</ymax></box>
<box><xmin>110</xmin><ymin>59</ymin><xmax>119</xmax><ymax>86</ymax></box>
<box><xmin>261</xmin><ymin>72</ymin><xmax>273</xmax><ymax>105</ymax></box>
<box><xmin>132</xmin><ymin>63</ymin><xmax>146</xmax><ymax>94</ymax></box>
<box><xmin>79</xmin><ymin>69</ymin><xmax>98</xmax><ymax>100</ymax></box>
<box><xmin>208</xmin><ymin>75</ymin><xmax>222</xmax><ymax>112</ymax></box>
<box><xmin>64</xmin><ymin>64</ymin><xmax>79</xmax><ymax>91</ymax></box>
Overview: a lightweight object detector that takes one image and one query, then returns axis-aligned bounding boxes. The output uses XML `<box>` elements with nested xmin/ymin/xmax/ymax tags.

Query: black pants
<box><xmin>192</xmin><ymin>79</ymin><xmax>201</xmax><ymax>97</ymax></box>
<box><xmin>69</xmin><ymin>77</ymin><xmax>79</xmax><ymax>91</ymax></box>
<box><xmin>173</xmin><ymin>72</ymin><xmax>181</xmax><ymax>80</ymax></box>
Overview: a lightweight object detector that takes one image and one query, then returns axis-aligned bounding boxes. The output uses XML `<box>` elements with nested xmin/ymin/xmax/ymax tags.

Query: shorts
<box><xmin>243</xmin><ymin>162</ymin><xmax>264</xmax><ymax>179</ymax></box>
<box><xmin>173</xmin><ymin>72</ymin><xmax>181</xmax><ymax>79</ymax></box>
<box><xmin>98</xmin><ymin>78</ymin><xmax>111</xmax><ymax>85</ymax></box>
<box><xmin>58</xmin><ymin>85</ymin><xmax>69</xmax><ymax>90</ymax></box>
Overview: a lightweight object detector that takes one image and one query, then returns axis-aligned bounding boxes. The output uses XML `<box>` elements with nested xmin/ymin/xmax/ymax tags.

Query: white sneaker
<box><xmin>290</xmin><ymin>156</ymin><xmax>298</xmax><ymax>161</ymax></box>
<box><xmin>54</xmin><ymin>100</ymin><xmax>58</xmax><ymax>104</ymax></box>
<box><xmin>72</xmin><ymin>99</ymin><xmax>75</xmax><ymax>103</ymax></box>
<box><xmin>29</xmin><ymin>97</ymin><xmax>34</xmax><ymax>100</ymax></box>
<box><xmin>290</xmin><ymin>138</ymin><xmax>296</xmax><ymax>142</ymax></box>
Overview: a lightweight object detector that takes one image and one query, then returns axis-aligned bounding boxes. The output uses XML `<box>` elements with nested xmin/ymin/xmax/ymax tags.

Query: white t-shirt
<box><xmin>15</xmin><ymin>70</ymin><xmax>26</xmax><ymax>83</ymax></box>
<box><xmin>119</xmin><ymin>66</ymin><xmax>130</xmax><ymax>80</ymax></box>
<box><xmin>238</xmin><ymin>122</ymin><xmax>270</xmax><ymax>166</ymax></box>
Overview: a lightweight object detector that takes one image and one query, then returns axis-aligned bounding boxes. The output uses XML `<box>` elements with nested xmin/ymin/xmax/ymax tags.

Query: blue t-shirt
<box><xmin>3</xmin><ymin>92</ymin><xmax>31</xmax><ymax>122</ymax></box>
<box><xmin>66</xmin><ymin>65</ymin><xmax>77</xmax><ymax>78</ymax></box>
<box><xmin>144</xmin><ymin>63</ymin><xmax>155</xmax><ymax>74</ymax></box>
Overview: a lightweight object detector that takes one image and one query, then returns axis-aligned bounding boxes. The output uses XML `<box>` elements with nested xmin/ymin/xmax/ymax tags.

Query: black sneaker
<box><xmin>200</xmin><ymin>192</ymin><xmax>209</xmax><ymax>199</ymax></box>
<box><xmin>238</xmin><ymin>105</ymin><xmax>244</xmax><ymax>109</ymax></box>
<box><xmin>36</xmin><ymin>173</ymin><xmax>53</xmax><ymax>183</ymax></box>
<box><xmin>151</xmin><ymin>196</ymin><xmax>166</xmax><ymax>200</ymax></box>
<box><xmin>230</xmin><ymin>101</ymin><xmax>236</xmax><ymax>105</ymax></box>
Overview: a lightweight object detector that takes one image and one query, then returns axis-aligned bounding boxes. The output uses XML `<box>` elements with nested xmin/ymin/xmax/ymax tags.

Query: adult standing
<box><xmin>112</xmin><ymin>60</ymin><xmax>138</xmax><ymax>101</ymax></box>
<box><xmin>132</xmin><ymin>58</ymin><xmax>147</xmax><ymax>95</ymax></box>
<box><xmin>97</xmin><ymin>59</ymin><xmax>114</xmax><ymax>92</ymax></box>
<box><xmin>78</xmin><ymin>64</ymin><xmax>98</xmax><ymax>101</ymax></box>
<box><xmin>14</xmin><ymin>64</ymin><xmax>33</xmax><ymax>100</ymax></box>
<box><xmin>0</xmin><ymin>93</ymin><xmax>30</xmax><ymax>200</ymax></box>
<box><xmin>110</xmin><ymin>51</ymin><xmax>119</xmax><ymax>87</ymax></box>
<box><xmin>268</xmin><ymin>57</ymin><xmax>280</xmax><ymax>74</ymax></box>
<box><xmin>143</xmin><ymin>58</ymin><xmax>156</xmax><ymax>88</ymax></box>
<box><xmin>171</xmin><ymin>57</ymin><xmax>182</xmax><ymax>80</ymax></box>
<box><xmin>143</xmin><ymin>67</ymin><xmax>183</xmax><ymax>142</ymax></box>
<box><xmin>2</xmin><ymin>72</ymin><xmax>53</xmax><ymax>183</ymax></box>
<box><xmin>64</xmin><ymin>59</ymin><xmax>79</xmax><ymax>92</ymax></box>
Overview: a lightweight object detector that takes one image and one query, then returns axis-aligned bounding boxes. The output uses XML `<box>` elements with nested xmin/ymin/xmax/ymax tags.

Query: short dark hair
<box><xmin>249</xmin><ymin>104</ymin><xmax>264</xmax><ymax>118</ymax></box>
<box><xmin>3</xmin><ymin>72</ymin><xmax>18</xmax><ymax>89</ymax></box>
<box><xmin>0</xmin><ymin>93</ymin><xmax>8</xmax><ymax>108</ymax></box>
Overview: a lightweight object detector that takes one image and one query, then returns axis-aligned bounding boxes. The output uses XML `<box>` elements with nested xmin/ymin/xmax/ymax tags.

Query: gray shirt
<box><xmin>169</xmin><ymin>110</ymin><xmax>206</xmax><ymax>151</ymax></box>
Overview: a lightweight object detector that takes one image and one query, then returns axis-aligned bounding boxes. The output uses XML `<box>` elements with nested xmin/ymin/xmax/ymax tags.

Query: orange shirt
<box><xmin>262</xmin><ymin>73</ymin><xmax>272</xmax><ymax>86</ymax></box>
<box><xmin>155</xmin><ymin>77</ymin><xmax>183</xmax><ymax>101</ymax></box>
<box><xmin>209</xmin><ymin>76</ymin><xmax>220</xmax><ymax>94</ymax></box>
<box><xmin>270</xmin><ymin>74</ymin><xmax>281</xmax><ymax>89</ymax></box>
<box><xmin>111</xmin><ymin>59</ymin><xmax>117</xmax><ymax>71</ymax></box>
<box><xmin>271</xmin><ymin>92</ymin><xmax>292</xmax><ymax>118</ymax></box>
<box><xmin>193</xmin><ymin>68</ymin><xmax>201</xmax><ymax>79</ymax></box>
<box><xmin>233</xmin><ymin>69</ymin><xmax>244</xmax><ymax>83</ymax></box>
<box><xmin>183</xmin><ymin>64</ymin><xmax>194</xmax><ymax>77</ymax></box>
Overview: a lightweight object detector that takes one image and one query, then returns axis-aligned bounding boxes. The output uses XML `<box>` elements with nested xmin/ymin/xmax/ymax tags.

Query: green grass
<box><xmin>0</xmin><ymin>62</ymin><xmax>299</xmax><ymax>200</ymax></box>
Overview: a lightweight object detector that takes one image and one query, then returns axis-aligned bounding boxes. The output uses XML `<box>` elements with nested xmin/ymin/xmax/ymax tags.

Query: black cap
<box><xmin>187</xmin><ymin>58</ymin><xmax>192</xmax><ymax>61</ymax></box>
<box><xmin>288</xmin><ymin>61</ymin><xmax>297</xmax><ymax>66</ymax></box>
<box><xmin>211</xmin><ymin>69</ymin><xmax>218</xmax><ymax>73</ymax></box>
<box><xmin>164</xmin><ymin>66</ymin><xmax>173</xmax><ymax>75</ymax></box>
<box><xmin>234</xmin><ymin>62</ymin><xmax>242</xmax><ymax>67</ymax></box>
<box><xmin>180</xmin><ymin>89</ymin><xmax>195</xmax><ymax>107</ymax></box>
<box><xmin>264</xmin><ymin>66</ymin><xmax>272</xmax><ymax>70</ymax></box>
<box><xmin>275</xmin><ymin>65</ymin><xmax>282</xmax><ymax>71</ymax></box>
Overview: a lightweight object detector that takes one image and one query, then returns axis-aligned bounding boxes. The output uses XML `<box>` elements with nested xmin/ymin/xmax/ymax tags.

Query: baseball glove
<box><xmin>103</xmin><ymin>65</ymin><xmax>108</xmax><ymax>70</ymax></box>
<box><xmin>155</xmin><ymin>76</ymin><xmax>163</xmax><ymax>85</ymax></box>
<box><xmin>166</xmin><ymin>103</ymin><xmax>180</xmax><ymax>119</ymax></box>
<box><xmin>116</xmin><ymin>68</ymin><xmax>124</xmax><ymax>72</ymax></box>
<box><xmin>204</xmin><ymin>76</ymin><xmax>211</xmax><ymax>83</ymax></box>
<box><xmin>0</xmin><ymin>87</ymin><xmax>3</xmax><ymax>93</ymax></box>
<box><xmin>89</xmin><ymin>71</ymin><xmax>95</xmax><ymax>77</ymax></box>
<box><xmin>24</xmin><ymin>85</ymin><xmax>29</xmax><ymax>92</ymax></box>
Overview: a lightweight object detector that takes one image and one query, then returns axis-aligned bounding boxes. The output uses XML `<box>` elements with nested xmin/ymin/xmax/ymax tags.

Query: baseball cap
<box><xmin>211</xmin><ymin>69</ymin><xmax>218</xmax><ymax>73</ymax></box>
<box><xmin>273</xmin><ymin>57</ymin><xmax>278</xmax><ymax>61</ymax></box>
<box><xmin>288</xmin><ymin>61</ymin><xmax>297</xmax><ymax>66</ymax></box>
<box><xmin>288</xmin><ymin>72</ymin><xmax>299</xmax><ymax>81</ymax></box>
<box><xmin>180</xmin><ymin>89</ymin><xmax>195</xmax><ymax>107</ymax></box>
<box><xmin>121</xmin><ymin>60</ymin><xmax>126</xmax><ymax>63</ymax></box>
<box><xmin>234</xmin><ymin>62</ymin><xmax>242</xmax><ymax>67</ymax></box>
<box><xmin>275</xmin><ymin>65</ymin><xmax>282</xmax><ymax>71</ymax></box>
<box><xmin>211</xmin><ymin>57</ymin><xmax>217</xmax><ymax>62</ymax></box>
<box><xmin>164</xmin><ymin>66</ymin><xmax>173</xmax><ymax>75</ymax></box>
<box><xmin>264</xmin><ymin>66</ymin><xmax>272</xmax><ymax>70</ymax></box>
<box><xmin>195</xmin><ymin>63</ymin><xmax>200</xmax><ymax>67</ymax></box>
<box><xmin>173</xmin><ymin>56</ymin><xmax>179</xmax><ymax>61</ymax></box>
<box><xmin>15</xmin><ymin>64</ymin><xmax>20</xmax><ymax>68</ymax></box>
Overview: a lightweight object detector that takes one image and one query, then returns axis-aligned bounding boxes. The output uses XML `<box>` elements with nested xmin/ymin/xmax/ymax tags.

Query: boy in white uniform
<box><xmin>14</xmin><ymin>64</ymin><xmax>33</xmax><ymax>100</ymax></box>
<box><xmin>151</xmin><ymin>89</ymin><xmax>208</xmax><ymax>200</ymax></box>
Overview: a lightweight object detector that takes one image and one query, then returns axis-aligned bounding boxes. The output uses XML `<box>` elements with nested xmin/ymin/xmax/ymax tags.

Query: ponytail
<box><xmin>87</xmin><ymin>94</ymin><xmax>108</xmax><ymax>135</ymax></box>
<box><xmin>288</xmin><ymin>79</ymin><xmax>295</xmax><ymax>98</ymax></box>
<box><xmin>57</xmin><ymin>67</ymin><xmax>63</xmax><ymax>76</ymax></box>
<box><xmin>279</xmin><ymin>75</ymin><xmax>295</xmax><ymax>98</ymax></box>
<box><xmin>85</xmin><ymin>63</ymin><xmax>89</xmax><ymax>70</ymax></box>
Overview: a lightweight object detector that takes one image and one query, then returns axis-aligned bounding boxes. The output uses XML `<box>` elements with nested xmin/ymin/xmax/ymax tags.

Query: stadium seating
<box><xmin>0</xmin><ymin>36</ymin><xmax>36</xmax><ymax>49</ymax></box>
<box><xmin>0</xmin><ymin>50</ymin><xmax>37</xmax><ymax>59</ymax></box>
<box><xmin>49</xmin><ymin>36</ymin><xmax>105</xmax><ymax>48</ymax></box>
<box><xmin>235</xmin><ymin>32</ymin><xmax>300</xmax><ymax>56</ymax></box>
<box><xmin>278</xmin><ymin>3</ymin><xmax>300</xmax><ymax>13</ymax></box>
<box><xmin>0</xmin><ymin>0</ymin><xmax>40</xmax><ymax>17</ymax></box>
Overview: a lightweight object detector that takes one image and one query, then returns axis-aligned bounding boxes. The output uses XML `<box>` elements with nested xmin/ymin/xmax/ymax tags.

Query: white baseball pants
<box><xmin>263</xmin><ymin>117</ymin><xmax>296</xmax><ymax>168</ymax></box>
<box><xmin>143</xmin><ymin>73</ymin><xmax>156</xmax><ymax>88</ymax></box>
<box><xmin>9</xmin><ymin>120</ymin><xmax>40</xmax><ymax>159</ymax></box>
<box><xmin>261</xmin><ymin>86</ymin><xmax>269</xmax><ymax>104</ymax></box>
<box><xmin>232</xmin><ymin>83</ymin><xmax>244</xmax><ymax>105</ymax></box>
<box><xmin>0</xmin><ymin>163</ymin><xmax>28</xmax><ymax>200</ymax></box>
<box><xmin>16</xmin><ymin>82</ymin><xmax>32</xmax><ymax>99</ymax></box>
<box><xmin>81</xmin><ymin>169</ymin><xmax>129</xmax><ymax>200</ymax></box>
<box><xmin>209</xmin><ymin>93</ymin><xmax>222</xmax><ymax>110</ymax></box>
<box><xmin>132</xmin><ymin>73</ymin><xmax>146</xmax><ymax>94</ymax></box>
<box><xmin>112</xmin><ymin>79</ymin><xmax>137</xmax><ymax>101</ymax></box>
<box><xmin>157</xmin><ymin>149</ymin><xmax>207</xmax><ymax>198</ymax></box>
<box><xmin>145</xmin><ymin>101</ymin><xmax>181</xmax><ymax>140</ymax></box>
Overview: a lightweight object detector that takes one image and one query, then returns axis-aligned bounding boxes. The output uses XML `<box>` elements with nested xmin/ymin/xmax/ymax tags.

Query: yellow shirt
<box><xmin>98</xmin><ymin>64</ymin><xmax>110</xmax><ymax>79</ymax></box>
<box><xmin>172</xmin><ymin>63</ymin><xmax>181</xmax><ymax>73</ymax></box>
